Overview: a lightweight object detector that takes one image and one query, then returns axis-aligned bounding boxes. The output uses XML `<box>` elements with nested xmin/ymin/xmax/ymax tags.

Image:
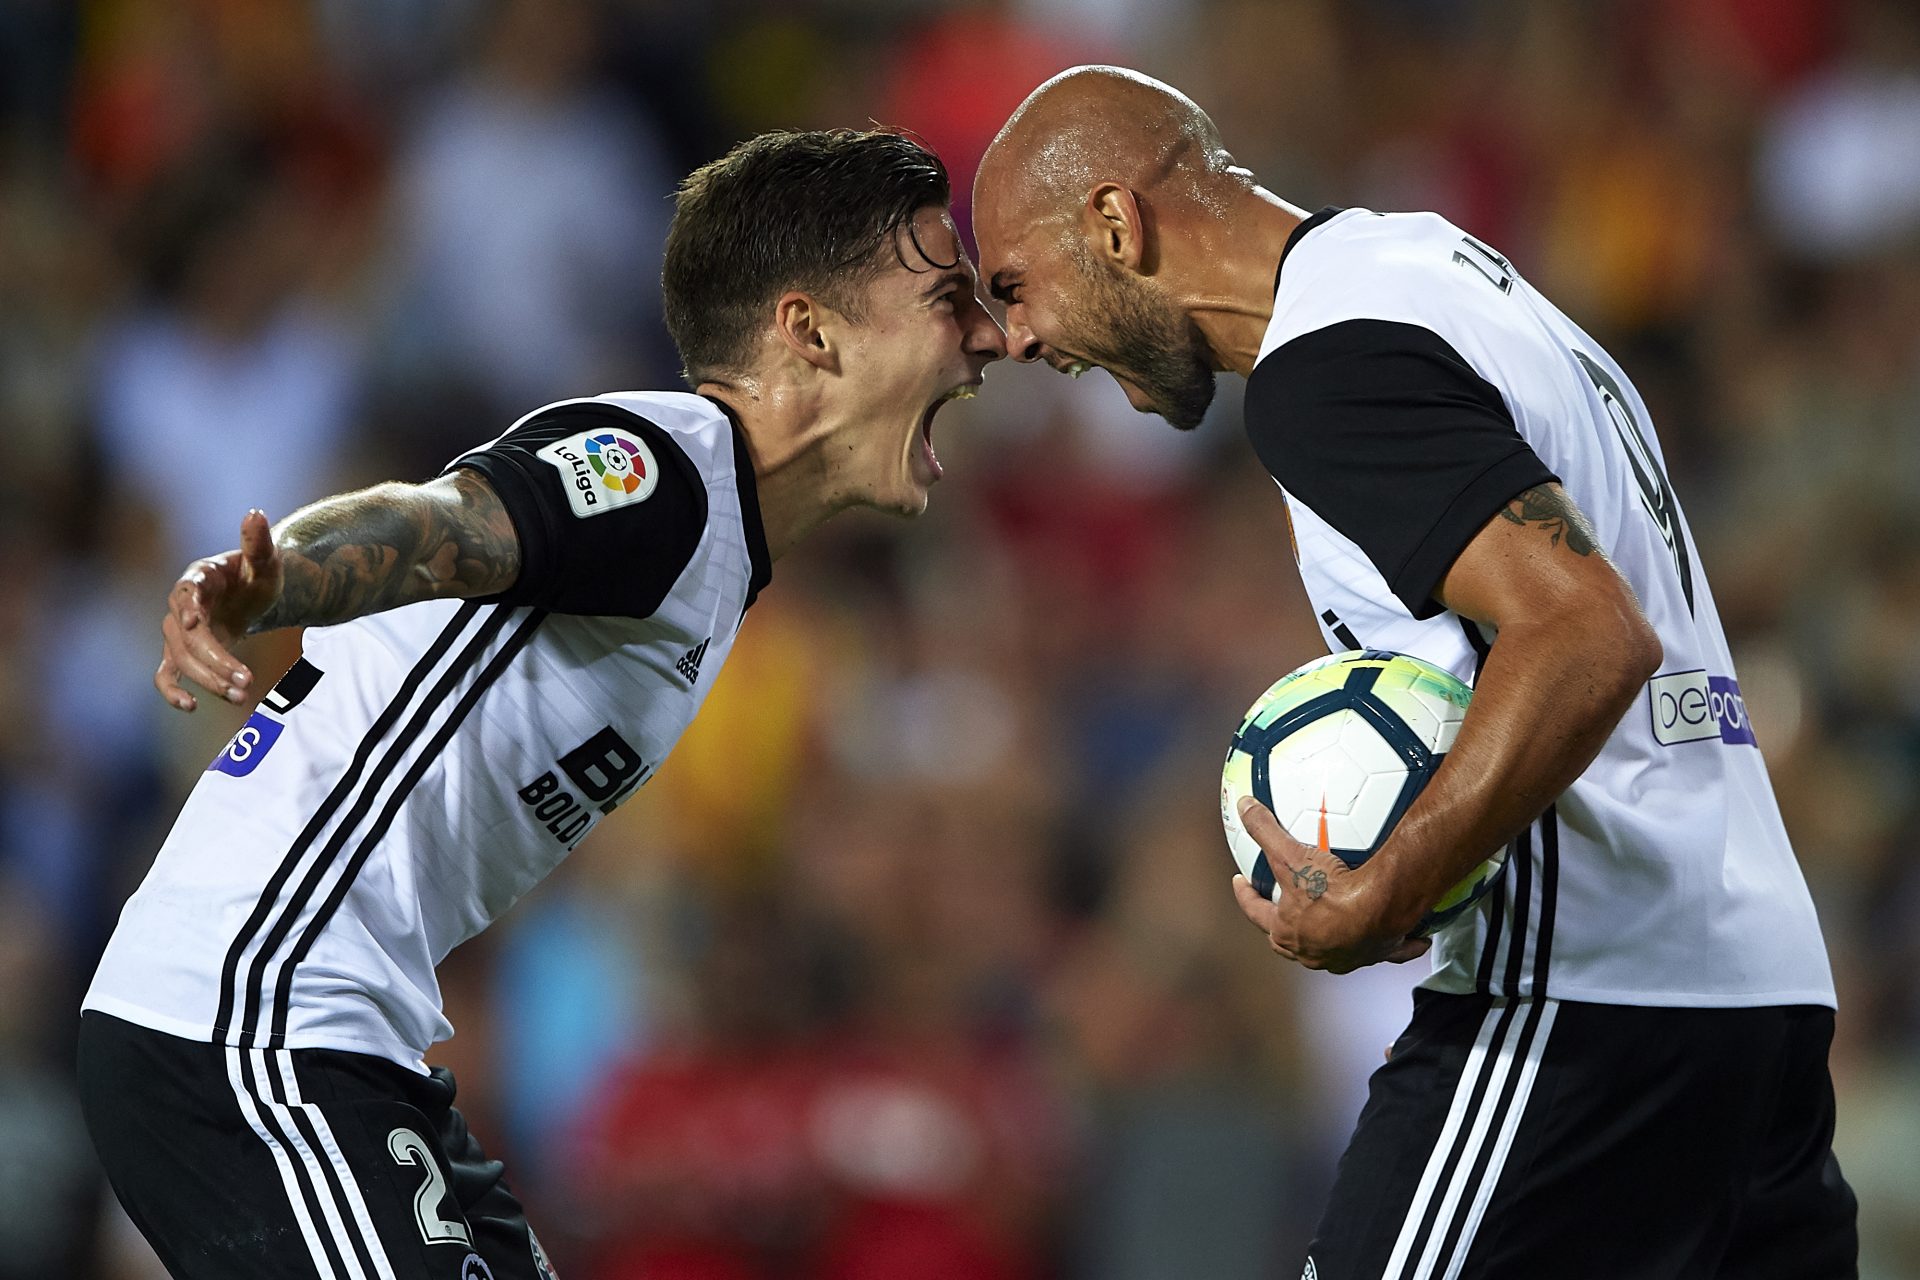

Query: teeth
<box><xmin>1062</xmin><ymin>360</ymin><xmax>1091</xmax><ymax>378</ymax></box>
<box><xmin>941</xmin><ymin>385</ymin><xmax>977</xmax><ymax>402</ymax></box>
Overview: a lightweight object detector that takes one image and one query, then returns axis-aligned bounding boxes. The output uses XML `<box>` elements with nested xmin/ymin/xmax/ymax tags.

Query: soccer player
<box><xmin>77</xmin><ymin>128</ymin><xmax>1004</xmax><ymax>1280</ymax></box>
<box><xmin>973</xmin><ymin>67</ymin><xmax>1856</xmax><ymax>1280</ymax></box>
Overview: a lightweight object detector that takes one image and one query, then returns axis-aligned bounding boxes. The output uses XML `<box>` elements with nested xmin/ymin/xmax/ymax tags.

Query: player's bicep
<box><xmin>416</xmin><ymin>468</ymin><xmax>524</xmax><ymax>599</ymax></box>
<box><xmin>1435</xmin><ymin>482</ymin><xmax>1643</xmax><ymax>636</ymax></box>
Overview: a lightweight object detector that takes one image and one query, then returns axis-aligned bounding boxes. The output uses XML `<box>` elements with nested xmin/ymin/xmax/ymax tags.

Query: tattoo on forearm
<box><xmin>1497</xmin><ymin>485</ymin><xmax>1597</xmax><ymax>555</ymax></box>
<box><xmin>1293</xmin><ymin>866</ymin><xmax>1328</xmax><ymax>900</ymax></box>
<box><xmin>252</xmin><ymin>473</ymin><xmax>520</xmax><ymax>632</ymax></box>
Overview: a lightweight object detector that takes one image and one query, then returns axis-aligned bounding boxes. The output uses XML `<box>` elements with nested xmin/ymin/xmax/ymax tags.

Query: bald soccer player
<box><xmin>974</xmin><ymin>67</ymin><xmax>1854</xmax><ymax>1280</ymax></box>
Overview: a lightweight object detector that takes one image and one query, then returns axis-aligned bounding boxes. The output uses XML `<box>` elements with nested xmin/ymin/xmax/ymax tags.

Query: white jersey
<box><xmin>85</xmin><ymin>391</ymin><xmax>773</xmax><ymax>1070</ymax></box>
<box><xmin>1248</xmin><ymin>208</ymin><xmax>1833</xmax><ymax>1008</ymax></box>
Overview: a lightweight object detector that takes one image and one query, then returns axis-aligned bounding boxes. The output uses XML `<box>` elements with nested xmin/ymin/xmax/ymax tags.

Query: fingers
<box><xmin>239</xmin><ymin>509</ymin><xmax>274</xmax><ymax>574</ymax></box>
<box><xmin>1235</xmin><ymin>795</ymin><xmax>1293</xmax><ymax>855</ymax></box>
<box><xmin>162</xmin><ymin>601</ymin><xmax>252</xmax><ymax>704</ymax></box>
<box><xmin>1231</xmin><ymin>874</ymin><xmax>1279</xmax><ymax>933</ymax></box>
<box><xmin>154</xmin><ymin>655</ymin><xmax>196</xmax><ymax>712</ymax></box>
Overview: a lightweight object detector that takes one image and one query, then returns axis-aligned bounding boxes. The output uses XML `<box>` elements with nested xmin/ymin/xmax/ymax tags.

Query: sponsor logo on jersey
<box><xmin>208</xmin><ymin>658</ymin><xmax>325</xmax><ymax>777</ymax></box>
<box><xmin>1301</xmin><ymin>1260</ymin><xmax>1318</xmax><ymax>1280</ymax></box>
<box><xmin>537</xmin><ymin>430</ymin><xmax>659</xmax><ymax>517</ymax></box>
<box><xmin>460</xmin><ymin>1255</ymin><xmax>495</xmax><ymax>1280</ymax></box>
<box><xmin>1648</xmin><ymin>670</ymin><xmax>1756</xmax><ymax>747</ymax></box>
<box><xmin>674</xmin><ymin>636</ymin><xmax>710</xmax><ymax>684</ymax></box>
<box><xmin>209</xmin><ymin>713</ymin><xmax>285</xmax><ymax>777</ymax></box>
<box><xmin>518</xmin><ymin>726</ymin><xmax>654</xmax><ymax>847</ymax></box>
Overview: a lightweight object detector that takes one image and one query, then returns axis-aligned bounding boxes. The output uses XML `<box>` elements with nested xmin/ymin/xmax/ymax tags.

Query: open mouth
<box><xmin>916</xmin><ymin>383</ymin><xmax>980</xmax><ymax>482</ymax></box>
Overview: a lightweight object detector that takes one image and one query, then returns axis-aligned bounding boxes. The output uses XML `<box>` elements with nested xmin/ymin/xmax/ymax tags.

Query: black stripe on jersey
<box><xmin>236</xmin><ymin>605</ymin><xmax>514</xmax><ymax>1046</ymax></box>
<box><xmin>1321</xmin><ymin>609</ymin><xmax>1362</xmax><ymax>651</ymax></box>
<box><xmin>268</xmin><ymin>608</ymin><xmax>548</xmax><ymax>1047</ymax></box>
<box><xmin>1475</xmin><ymin>833</ymin><xmax>1513</xmax><ymax>996</ymax></box>
<box><xmin>213</xmin><ymin>603</ymin><xmax>486</xmax><ymax>1041</ymax></box>
<box><xmin>1459</xmin><ymin>617</ymin><xmax>1491</xmax><ymax>680</ymax></box>
<box><xmin>1500</xmin><ymin>825</ymin><xmax>1534</xmax><ymax>998</ymax></box>
<box><xmin>1532</xmin><ymin>806</ymin><xmax>1560</xmax><ymax>995</ymax></box>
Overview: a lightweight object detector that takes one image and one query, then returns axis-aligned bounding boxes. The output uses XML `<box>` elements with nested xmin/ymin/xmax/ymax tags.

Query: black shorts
<box><xmin>77</xmin><ymin>1012</ymin><xmax>560</xmax><ymax>1280</ymax></box>
<box><xmin>1302</xmin><ymin>991</ymin><xmax>1857</xmax><ymax>1280</ymax></box>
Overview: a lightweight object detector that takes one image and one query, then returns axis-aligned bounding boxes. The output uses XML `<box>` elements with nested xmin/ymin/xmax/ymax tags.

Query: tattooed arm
<box><xmin>1233</xmin><ymin>482</ymin><xmax>1661</xmax><ymax>972</ymax></box>
<box><xmin>155</xmin><ymin>470</ymin><xmax>520</xmax><ymax>712</ymax></box>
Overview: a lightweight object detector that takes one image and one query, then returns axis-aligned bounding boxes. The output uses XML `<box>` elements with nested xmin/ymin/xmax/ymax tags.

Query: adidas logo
<box><xmin>674</xmin><ymin>637</ymin><xmax>710</xmax><ymax>684</ymax></box>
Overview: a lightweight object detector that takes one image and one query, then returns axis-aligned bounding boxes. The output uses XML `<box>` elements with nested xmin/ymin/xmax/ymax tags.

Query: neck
<box><xmin>699</xmin><ymin>378</ymin><xmax>850</xmax><ymax>562</ymax></box>
<box><xmin>1183</xmin><ymin>186</ymin><xmax>1310</xmax><ymax>378</ymax></box>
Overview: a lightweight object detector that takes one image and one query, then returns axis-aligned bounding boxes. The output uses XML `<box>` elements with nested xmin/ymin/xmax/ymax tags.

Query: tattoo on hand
<box><xmin>1293</xmin><ymin>866</ymin><xmax>1329</xmax><ymax>900</ymax></box>
<box><xmin>1498</xmin><ymin>485</ymin><xmax>1597</xmax><ymax>556</ymax></box>
<box><xmin>252</xmin><ymin>472</ymin><xmax>519</xmax><ymax>632</ymax></box>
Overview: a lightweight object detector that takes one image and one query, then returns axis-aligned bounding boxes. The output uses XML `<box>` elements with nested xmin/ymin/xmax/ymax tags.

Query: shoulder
<box><xmin>1263</xmin><ymin>209</ymin><xmax>1495</xmax><ymax>357</ymax></box>
<box><xmin>443</xmin><ymin>393</ymin><xmax>724</xmax><ymax>619</ymax></box>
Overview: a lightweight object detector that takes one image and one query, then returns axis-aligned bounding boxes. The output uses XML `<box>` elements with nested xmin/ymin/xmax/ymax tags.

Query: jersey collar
<box><xmin>704</xmin><ymin>396</ymin><xmax>774</xmax><ymax>610</ymax></box>
<box><xmin>1273</xmin><ymin>205</ymin><xmax>1346</xmax><ymax>298</ymax></box>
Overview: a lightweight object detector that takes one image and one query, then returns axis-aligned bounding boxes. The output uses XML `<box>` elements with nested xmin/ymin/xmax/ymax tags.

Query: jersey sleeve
<box><xmin>444</xmin><ymin>401</ymin><xmax>709</xmax><ymax>618</ymax></box>
<box><xmin>1244</xmin><ymin>318</ymin><xmax>1557</xmax><ymax>619</ymax></box>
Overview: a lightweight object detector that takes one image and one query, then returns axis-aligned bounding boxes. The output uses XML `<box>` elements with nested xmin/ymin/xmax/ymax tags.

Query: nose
<box><xmin>969</xmin><ymin>296</ymin><xmax>1008</xmax><ymax>366</ymax></box>
<box><xmin>1003</xmin><ymin>309</ymin><xmax>1045</xmax><ymax>363</ymax></box>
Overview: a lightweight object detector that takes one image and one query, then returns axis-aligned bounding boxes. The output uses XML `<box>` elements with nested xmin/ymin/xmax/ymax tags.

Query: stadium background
<box><xmin>2</xmin><ymin>0</ymin><xmax>1918</xmax><ymax>1275</ymax></box>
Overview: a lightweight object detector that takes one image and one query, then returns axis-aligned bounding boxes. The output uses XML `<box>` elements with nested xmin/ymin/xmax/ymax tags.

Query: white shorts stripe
<box><xmin>1439</xmin><ymin>1001</ymin><xmax>1559</xmax><ymax>1280</ymax></box>
<box><xmin>223</xmin><ymin>1046</ymin><xmax>340</xmax><ymax>1280</ymax></box>
<box><xmin>1381</xmin><ymin>1002</ymin><xmax>1511</xmax><ymax>1279</ymax></box>
<box><xmin>251</xmin><ymin>1048</ymin><xmax>373</xmax><ymax>1280</ymax></box>
<box><xmin>277</xmin><ymin>1051</ymin><xmax>402</xmax><ymax>1280</ymax></box>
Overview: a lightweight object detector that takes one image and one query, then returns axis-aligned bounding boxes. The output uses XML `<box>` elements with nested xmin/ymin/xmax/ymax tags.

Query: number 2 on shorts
<box><xmin>387</xmin><ymin>1127</ymin><xmax>473</xmax><ymax>1247</ymax></box>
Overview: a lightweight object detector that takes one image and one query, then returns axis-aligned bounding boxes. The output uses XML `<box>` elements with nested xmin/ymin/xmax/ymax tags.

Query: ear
<box><xmin>775</xmin><ymin>291</ymin><xmax>838</xmax><ymax>372</ymax></box>
<box><xmin>1084</xmin><ymin>182</ymin><xmax>1147</xmax><ymax>273</ymax></box>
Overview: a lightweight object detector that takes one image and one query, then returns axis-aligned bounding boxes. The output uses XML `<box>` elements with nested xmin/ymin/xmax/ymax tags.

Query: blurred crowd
<box><xmin>2</xmin><ymin>0</ymin><xmax>1918</xmax><ymax>1276</ymax></box>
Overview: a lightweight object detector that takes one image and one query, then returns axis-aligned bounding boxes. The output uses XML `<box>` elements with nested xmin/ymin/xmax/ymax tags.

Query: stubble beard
<box><xmin>1074</xmin><ymin>248</ymin><xmax>1217</xmax><ymax>431</ymax></box>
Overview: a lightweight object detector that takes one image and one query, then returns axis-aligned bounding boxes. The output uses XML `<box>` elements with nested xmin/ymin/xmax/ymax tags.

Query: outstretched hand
<box><xmin>1229</xmin><ymin>795</ymin><xmax>1431</xmax><ymax>974</ymax></box>
<box><xmin>155</xmin><ymin>510</ymin><xmax>284</xmax><ymax>712</ymax></box>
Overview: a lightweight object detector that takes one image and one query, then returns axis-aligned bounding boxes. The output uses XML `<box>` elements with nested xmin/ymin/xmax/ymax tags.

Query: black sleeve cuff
<box><xmin>446</xmin><ymin>452</ymin><xmax>557</xmax><ymax>608</ymax></box>
<box><xmin>1391</xmin><ymin>449</ymin><xmax>1558</xmax><ymax>619</ymax></box>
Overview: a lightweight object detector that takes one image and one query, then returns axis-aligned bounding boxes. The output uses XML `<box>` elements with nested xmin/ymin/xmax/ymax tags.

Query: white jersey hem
<box><xmin>80</xmin><ymin>994</ymin><xmax>433</xmax><ymax>1075</ymax></box>
<box><xmin>1419</xmin><ymin>976</ymin><xmax>1836</xmax><ymax>1010</ymax></box>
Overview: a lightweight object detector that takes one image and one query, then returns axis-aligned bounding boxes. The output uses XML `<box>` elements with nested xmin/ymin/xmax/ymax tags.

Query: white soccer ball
<box><xmin>1221</xmin><ymin>650</ymin><xmax>1505</xmax><ymax>938</ymax></box>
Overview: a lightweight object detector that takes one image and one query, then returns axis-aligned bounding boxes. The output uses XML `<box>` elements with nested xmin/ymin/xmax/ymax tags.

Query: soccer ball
<box><xmin>1220</xmin><ymin>650</ymin><xmax>1505</xmax><ymax>939</ymax></box>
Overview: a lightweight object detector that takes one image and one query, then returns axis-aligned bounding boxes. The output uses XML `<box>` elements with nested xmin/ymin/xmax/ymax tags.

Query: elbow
<box><xmin>1596</xmin><ymin>596</ymin><xmax>1662</xmax><ymax>713</ymax></box>
<box><xmin>1621</xmin><ymin>608</ymin><xmax>1662</xmax><ymax>685</ymax></box>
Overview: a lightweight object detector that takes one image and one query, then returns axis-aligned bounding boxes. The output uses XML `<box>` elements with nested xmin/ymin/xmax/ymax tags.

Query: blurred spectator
<box><xmin>1759</xmin><ymin>0</ymin><xmax>1920</xmax><ymax>258</ymax></box>
<box><xmin>92</xmin><ymin>138</ymin><xmax>367</xmax><ymax>568</ymax></box>
<box><xmin>1</xmin><ymin>1</ymin><xmax>1917</xmax><ymax>1275</ymax></box>
<box><xmin>384</xmin><ymin>0</ymin><xmax>676</xmax><ymax>427</ymax></box>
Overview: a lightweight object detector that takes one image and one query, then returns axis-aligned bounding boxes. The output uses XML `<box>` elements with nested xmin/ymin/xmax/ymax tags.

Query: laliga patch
<box><xmin>209</xmin><ymin>712</ymin><xmax>284</xmax><ymax>777</ymax></box>
<box><xmin>537</xmin><ymin>430</ymin><xmax>659</xmax><ymax>518</ymax></box>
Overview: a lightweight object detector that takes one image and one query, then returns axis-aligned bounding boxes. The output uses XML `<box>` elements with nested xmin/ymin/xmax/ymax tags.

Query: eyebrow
<box><xmin>987</xmin><ymin>272</ymin><xmax>1019</xmax><ymax>304</ymax></box>
<box><xmin>922</xmin><ymin>269</ymin><xmax>972</xmax><ymax>299</ymax></box>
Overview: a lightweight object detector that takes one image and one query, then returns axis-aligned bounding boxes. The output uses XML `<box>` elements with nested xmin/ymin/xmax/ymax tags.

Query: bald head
<box><xmin>973</xmin><ymin>67</ymin><xmax>1297</xmax><ymax>431</ymax></box>
<box><xmin>974</xmin><ymin>65</ymin><xmax>1237</xmax><ymax>232</ymax></box>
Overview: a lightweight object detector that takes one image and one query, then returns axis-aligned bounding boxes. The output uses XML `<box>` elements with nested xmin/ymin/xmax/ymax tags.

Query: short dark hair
<box><xmin>663</xmin><ymin>128</ymin><xmax>952</xmax><ymax>385</ymax></box>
